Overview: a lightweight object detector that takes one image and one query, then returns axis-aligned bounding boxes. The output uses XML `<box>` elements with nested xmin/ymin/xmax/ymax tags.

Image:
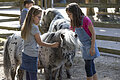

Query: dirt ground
<box><xmin>0</xmin><ymin>53</ymin><xmax>120</xmax><ymax>80</ymax></box>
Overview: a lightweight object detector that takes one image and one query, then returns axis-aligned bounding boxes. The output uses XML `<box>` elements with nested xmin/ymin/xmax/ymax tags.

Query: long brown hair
<box><xmin>21</xmin><ymin>6</ymin><xmax>42</xmax><ymax>40</ymax></box>
<box><xmin>65</xmin><ymin>3</ymin><xmax>84</xmax><ymax>28</ymax></box>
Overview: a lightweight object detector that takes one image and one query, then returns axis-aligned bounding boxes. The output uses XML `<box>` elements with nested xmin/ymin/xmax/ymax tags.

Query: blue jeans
<box><xmin>84</xmin><ymin>59</ymin><xmax>96</xmax><ymax>77</ymax></box>
<box><xmin>26</xmin><ymin>71</ymin><xmax>37</xmax><ymax>80</ymax></box>
<box><xmin>20</xmin><ymin>53</ymin><xmax>38</xmax><ymax>73</ymax></box>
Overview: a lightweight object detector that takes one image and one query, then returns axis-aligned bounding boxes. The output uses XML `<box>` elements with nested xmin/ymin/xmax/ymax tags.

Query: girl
<box><xmin>65</xmin><ymin>3</ymin><xmax>100</xmax><ymax>80</ymax></box>
<box><xmin>19</xmin><ymin>0</ymin><xmax>34</xmax><ymax>30</ymax></box>
<box><xmin>20</xmin><ymin>6</ymin><xmax>59</xmax><ymax>80</ymax></box>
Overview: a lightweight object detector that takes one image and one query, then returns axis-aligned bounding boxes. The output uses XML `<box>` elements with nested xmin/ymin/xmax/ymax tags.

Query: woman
<box><xmin>65</xmin><ymin>3</ymin><xmax>100</xmax><ymax>80</ymax></box>
<box><xmin>20</xmin><ymin>6</ymin><xmax>59</xmax><ymax>80</ymax></box>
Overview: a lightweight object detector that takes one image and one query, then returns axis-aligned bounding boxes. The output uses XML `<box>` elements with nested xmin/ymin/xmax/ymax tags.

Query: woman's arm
<box><xmin>34</xmin><ymin>33</ymin><xmax>59</xmax><ymax>48</ymax></box>
<box><xmin>88</xmin><ymin>23</ymin><xmax>96</xmax><ymax>56</ymax></box>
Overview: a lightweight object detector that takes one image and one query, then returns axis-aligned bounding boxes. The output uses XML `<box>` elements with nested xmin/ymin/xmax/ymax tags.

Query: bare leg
<box><xmin>87</xmin><ymin>77</ymin><xmax>93</xmax><ymax>80</ymax></box>
<box><xmin>86</xmin><ymin>73</ymin><xmax>98</xmax><ymax>80</ymax></box>
<box><xmin>93</xmin><ymin>73</ymin><xmax>98</xmax><ymax>80</ymax></box>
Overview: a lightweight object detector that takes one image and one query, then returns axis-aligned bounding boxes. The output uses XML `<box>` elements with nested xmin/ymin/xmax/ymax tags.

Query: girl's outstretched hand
<box><xmin>90</xmin><ymin>47</ymin><xmax>95</xmax><ymax>56</ymax></box>
<box><xmin>52</xmin><ymin>42</ymin><xmax>59</xmax><ymax>48</ymax></box>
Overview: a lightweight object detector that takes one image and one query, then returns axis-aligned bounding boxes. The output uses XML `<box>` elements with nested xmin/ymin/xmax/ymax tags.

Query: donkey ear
<box><xmin>47</xmin><ymin>10</ymin><xmax>52</xmax><ymax>15</ymax></box>
<box><xmin>45</xmin><ymin>32</ymin><xmax>55</xmax><ymax>42</ymax></box>
<box><xmin>60</xmin><ymin>34</ymin><xmax>64</xmax><ymax>39</ymax></box>
<box><xmin>43</xmin><ymin>10</ymin><xmax>46</xmax><ymax>15</ymax></box>
<box><xmin>60</xmin><ymin>34</ymin><xmax>64</xmax><ymax>47</ymax></box>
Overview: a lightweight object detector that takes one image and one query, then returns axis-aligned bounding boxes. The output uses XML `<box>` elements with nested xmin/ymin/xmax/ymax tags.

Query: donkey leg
<box><xmin>16</xmin><ymin>43</ymin><xmax>24</xmax><ymax>80</ymax></box>
<box><xmin>8</xmin><ymin>44</ymin><xmax>16</xmax><ymax>71</ymax></box>
<box><xmin>58</xmin><ymin>66</ymin><xmax>71</xmax><ymax>80</ymax></box>
<box><xmin>17</xmin><ymin>68</ymin><xmax>24</xmax><ymax>80</ymax></box>
<box><xmin>44</xmin><ymin>67</ymin><xmax>52</xmax><ymax>80</ymax></box>
<box><xmin>65</xmin><ymin>68</ymin><xmax>71</xmax><ymax>79</ymax></box>
<box><xmin>3</xmin><ymin>36</ymin><xmax>13</xmax><ymax>80</ymax></box>
<box><xmin>44</xmin><ymin>68</ymin><xmax>49</xmax><ymax>80</ymax></box>
<box><xmin>8</xmin><ymin>43</ymin><xmax>17</xmax><ymax>80</ymax></box>
<box><xmin>52</xmin><ymin>69</ymin><xmax>59</xmax><ymax>80</ymax></box>
<box><xmin>10</xmin><ymin>69</ymin><xmax>16</xmax><ymax>80</ymax></box>
<box><xmin>11</xmin><ymin>61</ymin><xmax>17</xmax><ymax>80</ymax></box>
<box><xmin>58</xmin><ymin>66</ymin><xmax>63</xmax><ymax>80</ymax></box>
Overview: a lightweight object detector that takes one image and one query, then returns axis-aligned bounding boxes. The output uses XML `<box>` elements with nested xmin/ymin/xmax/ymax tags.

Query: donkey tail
<box><xmin>3</xmin><ymin>36</ymin><xmax>11</xmax><ymax>78</ymax></box>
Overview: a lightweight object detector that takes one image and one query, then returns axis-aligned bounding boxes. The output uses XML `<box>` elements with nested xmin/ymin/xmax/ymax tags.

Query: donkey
<box><xmin>40</xmin><ymin>8</ymin><xmax>70</xmax><ymax>33</ymax></box>
<box><xmin>38</xmin><ymin>29</ymin><xmax>82</xmax><ymax>80</ymax></box>
<box><xmin>3</xmin><ymin>32</ymin><xmax>24</xmax><ymax>80</ymax></box>
<box><xmin>40</xmin><ymin>8</ymin><xmax>75</xmax><ymax>79</ymax></box>
<box><xmin>3</xmin><ymin>29</ymin><xmax>82</xmax><ymax>80</ymax></box>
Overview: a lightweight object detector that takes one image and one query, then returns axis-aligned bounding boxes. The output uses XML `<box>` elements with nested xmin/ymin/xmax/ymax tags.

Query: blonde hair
<box><xmin>21</xmin><ymin>6</ymin><xmax>42</xmax><ymax>40</ymax></box>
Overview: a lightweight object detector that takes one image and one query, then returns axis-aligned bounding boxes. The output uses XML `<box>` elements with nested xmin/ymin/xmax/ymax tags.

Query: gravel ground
<box><xmin>0</xmin><ymin>53</ymin><xmax>120</xmax><ymax>80</ymax></box>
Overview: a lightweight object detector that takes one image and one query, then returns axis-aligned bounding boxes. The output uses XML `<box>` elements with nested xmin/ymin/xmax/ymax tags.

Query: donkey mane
<box><xmin>40</xmin><ymin>8</ymin><xmax>65</xmax><ymax>33</ymax></box>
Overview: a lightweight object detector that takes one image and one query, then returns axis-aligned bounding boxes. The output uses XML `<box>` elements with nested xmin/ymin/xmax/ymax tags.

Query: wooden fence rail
<box><xmin>53</xmin><ymin>3</ymin><xmax>120</xmax><ymax>8</ymax></box>
<box><xmin>0</xmin><ymin>13</ymin><xmax>19</xmax><ymax>17</ymax></box>
<box><xmin>0</xmin><ymin>26</ymin><xmax>19</xmax><ymax>30</ymax></box>
<box><xmin>93</xmin><ymin>22</ymin><xmax>120</xmax><ymax>29</ymax></box>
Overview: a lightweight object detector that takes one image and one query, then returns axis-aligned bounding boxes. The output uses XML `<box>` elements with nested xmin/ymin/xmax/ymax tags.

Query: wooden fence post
<box><xmin>19</xmin><ymin>0</ymin><xmax>24</xmax><ymax>11</ymax></box>
<box><xmin>40</xmin><ymin>0</ymin><xmax>44</xmax><ymax>8</ymax></box>
<box><xmin>98</xmin><ymin>0</ymin><xmax>107</xmax><ymax>13</ymax></box>
<box><xmin>44</xmin><ymin>0</ymin><xmax>47</xmax><ymax>9</ymax></box>
<box><xmin>97</xmin><ymin>0</ymin><xmax>109</xmax><ymax>20</ymax></box>
<box><xmin>85</xmin><ymin>0</ymin><xmax>95</xmax><ymax>16</ymax></box>
<box><xmin>34</xmin><ymin>0</ymin><xmax>39</xmax><ymax>5</ymax></box>
<box><xmin>115</xmin><ymin>0</ymin><xmax>119</xmax><ymax>12</ymax></box>
<box><xmin>43</xmin><ymin>0</ymin><xmax>52</xmax><ymax>9</ymax></box>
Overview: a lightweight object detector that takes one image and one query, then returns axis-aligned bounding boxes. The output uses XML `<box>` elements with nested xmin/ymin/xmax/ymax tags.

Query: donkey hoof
<box><xmin>67</xmin><ymin>75</ymin><xmax>72</xmax><ymax>79</ymax></box>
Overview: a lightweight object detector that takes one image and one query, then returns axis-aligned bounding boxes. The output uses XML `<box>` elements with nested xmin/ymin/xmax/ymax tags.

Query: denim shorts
<box><xmin>84</xmin><ymin>59</ymin><xmax>96</xmax><ymax>77</ymax></box>
<box><xmin>20</xmin><ymin>52</ymin><xmax>38</xmax><ymax>73</ymax></box>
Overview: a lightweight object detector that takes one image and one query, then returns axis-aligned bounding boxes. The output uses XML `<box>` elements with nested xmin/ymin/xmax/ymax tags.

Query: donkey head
<box><xmin>40</xmin><ymin>8</ymin><xmax>62</xmax><ymax>33</ymax></box>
